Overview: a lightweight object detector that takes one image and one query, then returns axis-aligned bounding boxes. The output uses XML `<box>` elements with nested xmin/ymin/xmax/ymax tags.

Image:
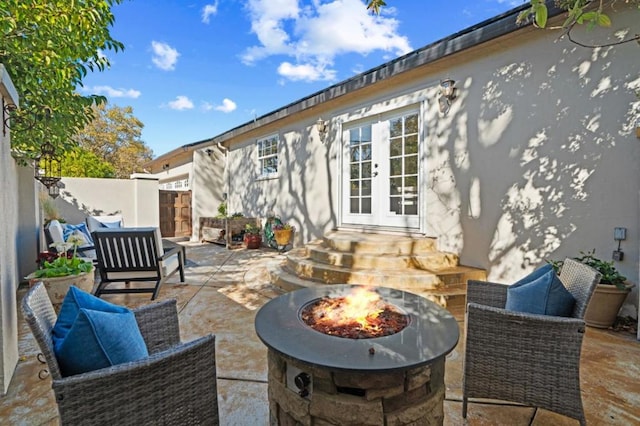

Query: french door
<box><xmin>341</xmin><ymin>110</ymin><xmax>420</xmax><ymax>229</ymax></box>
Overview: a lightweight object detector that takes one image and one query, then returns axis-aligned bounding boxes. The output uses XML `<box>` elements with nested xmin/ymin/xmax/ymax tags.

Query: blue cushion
<box><xmin>512</xmin><ymin>263</ymin><xmax>554</xmax><ymax>287</ymax></box>
<box><xmin>52</xmin><ymin>286</ymin><xmax>129</xmax><ymax>349</ymax></box>
<box><xmin>62</xmin><ymin>223</ymin><xmax>94</xmax><ymax>246</ymax></box>
<box><xmin>55</xmin><ymin>308</ymin><xmax>149</xmax><ymax>376</ymax></box>
<box><xmin>506</xmin><ymin>268</ymin><xmax>575</xmax><ymax>316</ymax></box>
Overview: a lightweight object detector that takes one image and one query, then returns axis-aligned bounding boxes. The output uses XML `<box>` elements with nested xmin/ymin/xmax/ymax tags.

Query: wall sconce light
<box><xmin>316</xmin><ymin>117</ymin><xmax>328</xmax><ymax>142</ymax></box>
<box><xmin>205</xmin><ymin>148</ymin><xmax>214</xmax><ymax>157</ymax></box>
<box><xmin>162</xmin><ymin>163</ymin><xmax>170</xmax><ymax>170</ymax></box>
<box><xmin>34</xmin><ymin>141</ymin><xmax>61</xmax><ymax>194</ymax></box>
<box><xmin>438</xmin><ymin>78</ymin><xmax>457</xmax><ymax>116</ymax></box>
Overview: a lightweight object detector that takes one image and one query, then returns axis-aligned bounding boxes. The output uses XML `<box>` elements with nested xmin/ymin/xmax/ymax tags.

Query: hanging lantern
<box><xmin>34</xmin><ymin>141</ymin><xmax>61</xmax><ymax>191</ymax></box>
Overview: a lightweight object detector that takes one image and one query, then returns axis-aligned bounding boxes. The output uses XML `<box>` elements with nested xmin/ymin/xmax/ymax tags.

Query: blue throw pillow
<box><xmin>512</xmin><ymin>263</ymin><xmax>554</xmax><ymax>287</ymax></box>
<box><xmin>52</xmin><ymin>286</ymin><xmax>129</xmax><ymax>349</ymax></box>
<box><xmin>55</xmin><ymin>308</ymin><xmax>149</xmax><ymax>377</ymax></box>
<box><xmin>62</xmin><ymin>223</ymin><xmax>94</xmax><ymax>246</ymax></box>
<box><xmin>505</xmin><ymin>268</ymin><xmax>575</xmax><ymax>316</ymax></box>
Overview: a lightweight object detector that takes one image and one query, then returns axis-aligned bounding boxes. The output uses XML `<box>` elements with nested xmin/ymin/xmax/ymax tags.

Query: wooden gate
<box><xmin>159</xmin><ymin>190</ymin><xmax>192</xmax><ymax>237</ymax></box>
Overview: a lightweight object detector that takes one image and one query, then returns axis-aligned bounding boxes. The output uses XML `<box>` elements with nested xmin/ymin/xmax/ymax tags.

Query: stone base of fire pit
<box><xmin>267</xmin><ymin>350</ymin><xmax>445</xmax><ymax>426</ymax></box>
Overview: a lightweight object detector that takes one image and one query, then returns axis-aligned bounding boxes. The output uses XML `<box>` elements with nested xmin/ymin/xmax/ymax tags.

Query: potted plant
<box><xmin>550</xmin><ymin>250</ymin><xmax>635</xmax><ymax>329</ymax></box>
<box><xmin>26</xmin><ymin>234</ymin><xmax>95</xmax><ymax>308</ymax></box>
<box><xmin>273</xmin><ymin>222</ymin><xmax>295</xmax><ymax>248</ymax></box>
<box><xmin>244</xmin><ymin>223</ymin><xmax>262</xmax><ymax>249</ymax></box>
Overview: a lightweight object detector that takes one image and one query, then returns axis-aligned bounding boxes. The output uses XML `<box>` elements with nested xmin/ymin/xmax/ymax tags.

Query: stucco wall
<box><xmin>191</xmin><ymin>147</ymin><xmax>225</xmax><ymax>241</ymax></box>
<box><xmin>222</xmin><ymin>5</ymin><xmax>639</xmax><ymax>316</ymax></box>
<box><xmin>0</xmin><ymin>65</ymin><xmax>19</xmax><ymax>394</ymax></box>
<box><xmin>50</xmin><ymin>175</ymin><xmax>160</xmax><ymax>242</ymax></box>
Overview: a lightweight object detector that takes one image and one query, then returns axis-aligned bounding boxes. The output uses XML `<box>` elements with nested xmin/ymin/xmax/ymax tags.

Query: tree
<box><xmin>367</xmin><ymin>0</ymin><xmax>639</xmax><ymax>48</ymax></box>
<box><xmin>0</xmin><ymin>0</ymin><xmax>124</xmax><ymax>159</ymax></box>
<box><xmin>73</xmin><ymin>103</ymin><xmax>153</xmax><ymax>179</ymax></box>
<box><xmin>60</xmin><ymin>146</ymin><xmax>115</xmax><ymax>178</ymax></box>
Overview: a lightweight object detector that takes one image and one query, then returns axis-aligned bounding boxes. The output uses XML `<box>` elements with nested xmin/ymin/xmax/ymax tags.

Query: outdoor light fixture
<box><xmin>34</xmin><ymin>141</ymin><xmax>62</xmax><ymax>194</ymax></box>
<box><xmin>316</xmin><ymin>117</ymin><xmax>328</xmax><ymax>142</ymax></box>
<box><xmin>205</xmin><ymin>148</ymin><xmax>214</xmax><ymax>156</ymax></box>
<box><xmin>438</xmin><ymin>79</ymin><xmax>457</xmax><ymax>116</ymax></box>
<box><xmin>162</xmin><ymin>163</ymin><xmax>170</xmax><ymax>170</ymax></box>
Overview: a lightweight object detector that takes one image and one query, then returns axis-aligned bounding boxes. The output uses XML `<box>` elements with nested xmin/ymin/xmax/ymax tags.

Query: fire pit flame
<box><xmin>301</xmin><ymin>287</ymin><xmax>408</xmax><ymax>339</ymax></box>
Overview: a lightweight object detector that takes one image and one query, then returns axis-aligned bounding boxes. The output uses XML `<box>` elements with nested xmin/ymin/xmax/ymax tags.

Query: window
<box><xmin>257</xmin><ymin>134</ymin><xmax>278</xmax><ymax>177</ymax></box>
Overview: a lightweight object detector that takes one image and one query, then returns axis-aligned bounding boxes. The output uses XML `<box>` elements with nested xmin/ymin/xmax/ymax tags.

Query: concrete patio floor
<box><xmin>2</xmin><ymin>241</ymin><xmax>639</xmax><ymax>425</ymax></box>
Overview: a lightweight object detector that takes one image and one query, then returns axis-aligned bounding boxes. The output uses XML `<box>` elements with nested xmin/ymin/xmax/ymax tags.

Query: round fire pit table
<box><xmin>255</xmin><ymin>284</ymin><xmax>460</xmax><ymax>426</ymax></box>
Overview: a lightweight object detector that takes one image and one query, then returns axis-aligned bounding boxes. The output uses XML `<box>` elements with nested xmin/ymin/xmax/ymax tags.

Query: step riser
<box><xmin>307</xmin><ymin>247</ymin><xmax>459</xmax><ymax>271</ymax></box>
<box><xmin>323</xmin><ymin>236</ymin><xmax>437</xmax><ymax>255</ymax></box>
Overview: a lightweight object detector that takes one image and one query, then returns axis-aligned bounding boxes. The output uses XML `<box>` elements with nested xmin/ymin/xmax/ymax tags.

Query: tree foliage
<box><xmin>368</xmin><ymin>0</ymin><xmax>639</xmax><ymax>47</ymax></box>
<box><xmin>73</xmin><ymin>103</ymin><xmax>153</xmax><ymax>179</ymax></box>
<box><xmin>60</xmin><ymin>146</ymin><xmax>115</xmax><ymax>178</ymax></box>
<box><xmin>0</xmin><ymin>0</ymin><xmax>124</xmax><ymax>158</ymax></box>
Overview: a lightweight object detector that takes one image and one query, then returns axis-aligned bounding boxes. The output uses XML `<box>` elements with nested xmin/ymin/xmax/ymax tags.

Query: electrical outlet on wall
<box><xmin>613</xmin><ymin>250</ymin><xmax>624</xmax><ymax>261</ymax></box>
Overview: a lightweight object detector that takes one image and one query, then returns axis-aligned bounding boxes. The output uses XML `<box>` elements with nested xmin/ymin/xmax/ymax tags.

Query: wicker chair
<box><xmin>22</xmin><ymin>282</ymin><xmax>219</xmax><ymax>425</ymax></box>
<box><xmin>462</xmin><ymin>258</ymin><xmax>601</xmax><ymax>425</ymax></box>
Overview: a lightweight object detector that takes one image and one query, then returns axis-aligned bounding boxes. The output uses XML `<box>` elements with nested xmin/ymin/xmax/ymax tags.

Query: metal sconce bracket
<box><xmin>438</xmin><ymin>79</ymin><xmax>457</xmax><ymax>116</ymax></box>
<box><xmin>316</xmin><ymin>117</ymin><xmax>328</xmax><ymax>142</ymax></box>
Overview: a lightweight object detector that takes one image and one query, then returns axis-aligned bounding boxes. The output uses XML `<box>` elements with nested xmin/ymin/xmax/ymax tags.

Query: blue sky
<box><xmin>81</xmin><ymin>0</ymin><xmax>524</xmax><ymax>157</ymax></box>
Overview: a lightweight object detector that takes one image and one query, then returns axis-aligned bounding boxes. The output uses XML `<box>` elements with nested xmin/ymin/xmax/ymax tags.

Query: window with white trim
<box><xmin>257</xmin><ymin>134</ymin><xmax>278</xmax><ymax>177</ymax></box>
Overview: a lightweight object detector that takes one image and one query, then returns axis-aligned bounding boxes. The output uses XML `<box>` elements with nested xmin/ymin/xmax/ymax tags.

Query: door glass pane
<box><xmin>405</xmin><ymin>135</ymin><xmax>418</xmax><ymax>154</ymax></box>
<box><xmin>390</xmin><ymin>140</ymin><xmax>402</xmax><ymax>157</ymax></box>
<box><xmin>389</xmin><ymin>158</ymin><xmax>402</xmax><ymax>176</ymax></box>
<box><xmin>404</xmin><ymin>155</ymin><xmax>418</xmax><ymax>175</ymax></box>
<box><xmin>362</xmin><ymin>197</ymin><xmax>372</xmax><ymax>214</ymax></box>
<box><xmin>350</xmin><ymin>180</ymin><xmax>360</xmax><ymax>196</ymax></box>
<box><xmin>348</xmin><ymin>124</ymin><xmax>372</xmax><ymax>215</ymax></box>
<box><xmin>362</xmin><ymin>161</ymin><xmax>372</xmax><ymax>178</ymax></box>
<box><xmin>362</xmin><ymin>179</ymin><xmax>371</xmax><ymax>196</ymax></box>
<box><xmin>386</xmin><ymin>112</ymin><xmax>419</xmax><ymax>217</ymax></box>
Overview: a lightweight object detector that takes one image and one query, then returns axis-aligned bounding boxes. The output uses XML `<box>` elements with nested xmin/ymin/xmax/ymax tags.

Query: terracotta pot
<box><xmin>244</xmin><ymin>234</ymin><xmax>262</xmax><ymax>249</ymax></box>
<box><xmin>584</xmin><ymin>282</ymin><xmax>635</xmax><ymax>329</ymax></box>
<box><xmin>28</xmin><ymin>267</ymin><xmax>95</xmax><ymax>309</ymax></box>
<box><xmin>274</xmin><ymin>229</ymin><xmax>293</xmax><ymax>246</ymax></box>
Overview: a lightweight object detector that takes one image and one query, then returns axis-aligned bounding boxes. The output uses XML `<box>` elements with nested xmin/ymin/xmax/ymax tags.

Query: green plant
<box><xmin>548</xmin><ymin>249</ymin><xmax>627</xmax><ymax>290</ymax></box>
<box><xmin>273</xmin><ymin>221</ymin><xmax>295</xmax><ymax>231</ymax></box>
<box><xmin>39</xmin><ymin>192</ymin><xmax>64</xmax><ymax>224</ymax></box>
<box><xmin>216</xmin><ymin>202</ymin><xmax>227</xmax><ymax>218</ymax></box>
<box><xmin>245</xmin><ymin>223</ymin><xmax>261</xmax><ymax>235</ymax></box>
<box><xmin>32</xmin><ymin>235</ymin><xmax>93</xmax><ymax>278</ymax></box>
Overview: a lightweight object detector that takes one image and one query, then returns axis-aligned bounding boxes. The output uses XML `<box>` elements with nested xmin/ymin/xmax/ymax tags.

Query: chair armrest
<box><xmin>466</xmin><ymin>280</ymin><xmax>509</xmax><ymax>308</ymax></box>
<box><xmin>133</xmin><ymin>299</ymin><xmax>181</xmax><ymax>353</ymax></box>
<box><xmin>465</xmin><ymin>303</ymin><xmax>586</xmax><ymax>378</ymax></box>
<box><xmin>159</xmin><ymin>245</ymin><xmax>182</xmax><ymax>260</ymax></box>
<box><xmin>52</xmin><ymin>334</ymin><xmax>218</xmax><ymax>425</ymax></box>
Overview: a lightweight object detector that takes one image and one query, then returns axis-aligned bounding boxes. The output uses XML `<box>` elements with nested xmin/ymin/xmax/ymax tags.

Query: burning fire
<box><xmin>301</xmin><ymin>287</ymin><xmax>408</xmax><ymax>339</ymax></box>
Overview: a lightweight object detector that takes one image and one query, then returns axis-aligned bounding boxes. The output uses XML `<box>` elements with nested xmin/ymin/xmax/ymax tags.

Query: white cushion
<box><xmin>47</xmin><ymin>220</ymin><xmax>65</xmax><ymax>245</ymax></box>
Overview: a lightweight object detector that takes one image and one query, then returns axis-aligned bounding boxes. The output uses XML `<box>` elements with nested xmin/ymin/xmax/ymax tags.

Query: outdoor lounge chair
<box><xmin>462</xmin><ymin>258</ymin><xmax>601</xmax><ymax>425</ymax></box>
<box><xmin>21</xmin><ymin>282</ymin><xmax>219</xmax><ymax>425</ymax></box>
<box><xmin>92</xmin><ymin>227</ymin><xmax>185</xmax><ymax>300</ymax></box>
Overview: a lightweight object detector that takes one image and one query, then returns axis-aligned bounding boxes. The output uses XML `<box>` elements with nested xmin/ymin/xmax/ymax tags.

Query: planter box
<box><xmin>200</xmin><ymin>217</ymin><xmax>261</xmax><ymax>247</ymax></box>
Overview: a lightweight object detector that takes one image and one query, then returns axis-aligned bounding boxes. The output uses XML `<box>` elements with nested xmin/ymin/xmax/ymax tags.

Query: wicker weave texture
<box><xmin>21</xmin><ymin>283</ymin><xmax>219</xmax><ymax>425</ymax></box>
<box><xmin>462</xmin><ymin>258</ymin><xmax>601</xmax><ymax>426</ymax></box>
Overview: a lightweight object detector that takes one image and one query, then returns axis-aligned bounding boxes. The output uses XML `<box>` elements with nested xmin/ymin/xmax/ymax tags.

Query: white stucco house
<box><xmin>150</xmin><ymin>3</ymin><xmax>640</xmax><ymax>317</ymax></box>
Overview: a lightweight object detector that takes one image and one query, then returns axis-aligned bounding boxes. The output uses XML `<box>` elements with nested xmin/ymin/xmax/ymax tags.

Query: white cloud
<box><xmin>202</xmin><ymin>2</ymin><xmax>218</xmax><ymax>23</ymax></box>
<box><xmin>214</xmin><ymin>98</ymin><xmax>237</xmax><ymax>113</ymax></box>
<box><xmin>278</xmin><ymin>62</ymin><xmax>335</xmax><ymax>82</ymax></box>
<box><xmin>90</xmin><ymin>85</ymin><xmax>141</xmax><ymax>99</ymax></box>
<box><xmin>151</xmin><ymin>41</ymin><xmax>180</xmax><ymax>71</ymax></box>
<box><xmin>240</xmin><ymin>0</ymin><xmax>412</xmax><ymax>82</ymax></box>
<box><xmin>167</xmin><ymin>95</ymin><xmax>194</xmax><ymax>110</ymax></box>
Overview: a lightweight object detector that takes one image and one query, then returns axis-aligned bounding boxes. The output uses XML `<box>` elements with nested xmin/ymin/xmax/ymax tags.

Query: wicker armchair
<box><xmin>21</xmin><ymin>282</ymin><xmax>219</xmax><ymax>425</ymax></box>
<box><xmin>462</xmin><ymin>258</ymin><xmax>601</xmax><ymax>426</ymax></box>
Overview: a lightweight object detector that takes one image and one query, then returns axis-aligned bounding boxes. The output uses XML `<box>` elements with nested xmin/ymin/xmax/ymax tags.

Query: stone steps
<box><xmin>268</xmin><ymin>230</ymin><xmax>486</xmax><ymax>313</ymax></box>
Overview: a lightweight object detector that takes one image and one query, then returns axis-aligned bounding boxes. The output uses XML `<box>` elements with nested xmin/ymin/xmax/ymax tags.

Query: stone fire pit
<box><xmin>255</xmin><ymin>284</ymin><xmax>459</xmax><ymax>425</ymax></box>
